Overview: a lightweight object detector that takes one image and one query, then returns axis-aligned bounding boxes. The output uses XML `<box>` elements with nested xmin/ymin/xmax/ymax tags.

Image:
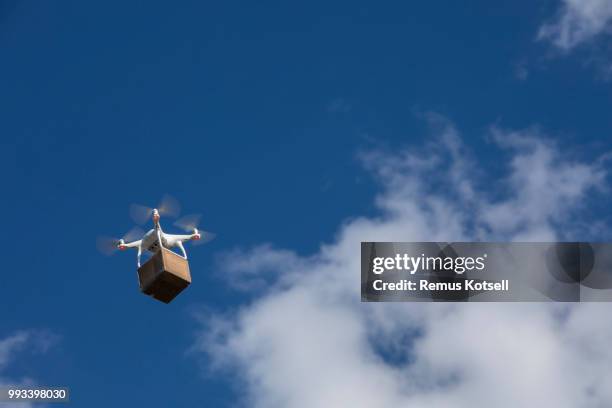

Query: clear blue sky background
<box><xmin>2</xmin><ymin>1</ymin><xmax>612</xmax><ymax>406</ymax></box>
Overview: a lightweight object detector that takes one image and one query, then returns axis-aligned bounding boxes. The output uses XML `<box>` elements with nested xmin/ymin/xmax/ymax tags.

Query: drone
<box><xmin>97</xmin><ymin>195</ymin><xmax>215</xmax><ymax>267</ymax></box>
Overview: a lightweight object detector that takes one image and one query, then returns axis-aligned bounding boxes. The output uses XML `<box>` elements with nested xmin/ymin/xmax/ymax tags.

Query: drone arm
<box><xmin>123</xmin><ymin>240</ymin><xmax>141</xmax><ymax>249</ymax></box>
<box><xmin>172</xmin><ymin>234</ymin><xmax>195</xmax><ymax>241</ymax></box>
<box><xmin>164</xmin><ymin>233</ymin><xmax>197</xmax><ymax>244</ymax></box>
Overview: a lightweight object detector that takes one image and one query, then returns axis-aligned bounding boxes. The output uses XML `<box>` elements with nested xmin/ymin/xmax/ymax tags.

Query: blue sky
<box><xmin>2</xmin><ymin>1</ymin><xmax>612</xmax><ymax>407</ymax></box>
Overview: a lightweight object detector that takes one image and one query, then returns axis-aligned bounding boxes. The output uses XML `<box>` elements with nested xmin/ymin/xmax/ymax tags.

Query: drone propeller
<box><xmin>173</xmin><ymin>214</ymin><xmax>217</xmax><ymax>245</ymax></box>
<box><xmin>96</xmin><ymin>226</ymin><xmax>145</xmax><ymax>256</ymax></box>
<box><xmin>173</xmin><ymin>213</ymin><xmax>201</xmax><ymax>231</ymax></box>
<box><xmin>130</xmin><ymin>194</ymin><xmax>181</xmax><ymax>225</ymax></box>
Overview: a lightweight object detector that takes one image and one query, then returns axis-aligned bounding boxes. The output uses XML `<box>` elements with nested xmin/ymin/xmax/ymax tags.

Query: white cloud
<box><xmin>0</xmin><ymin>333</ymin><xmax>30</xmax><ymax>371</ymax></box>
<box><xmin>0</xmin><ymin>330</ymin><xmax>59</xmax><ymax>408</ymax></box>
<box><xmin>538</xmin><ymin>0</ymin><xmax>612</xmax><ymax>51</ymax></box>
<box><xmin>194</xmin><ymin>120</ymin><xmax>611</xmax><ymax>407</ymax></box>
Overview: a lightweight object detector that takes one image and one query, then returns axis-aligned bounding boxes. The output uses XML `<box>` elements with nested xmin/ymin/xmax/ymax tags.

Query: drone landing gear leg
<box><xmin>176</xmin><ymin>241</ymin><xmax>187</xmax><ymax>259</ymax></box>
<box><xmin>137</xmin><ymin>245</ymin><xmax>142</xmax><ymax>268</ymax></box>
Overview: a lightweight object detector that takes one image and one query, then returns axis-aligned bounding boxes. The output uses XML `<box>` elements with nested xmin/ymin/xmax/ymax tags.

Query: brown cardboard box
<box><xmin>137</xmin><ymin>248</ymin><xmax>191</xmax><ymax>303</ymax></box>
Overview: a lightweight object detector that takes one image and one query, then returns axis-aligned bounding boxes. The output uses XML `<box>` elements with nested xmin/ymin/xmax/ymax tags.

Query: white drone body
<box><xmin>118</xmin><ymin>209</ymin><xmax>202</xmax><ymax>267</ymax></box>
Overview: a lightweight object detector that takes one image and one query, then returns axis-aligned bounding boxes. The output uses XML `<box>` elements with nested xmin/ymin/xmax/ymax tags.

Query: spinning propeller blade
<box><xmin>173</xmin><ymin>214</ymin><xmax>217</xmax><ymax>245</ymax></box>
<box><xmin>96</xmin><ymin>236</ymin><xmax>120</xmax><ymax>256</ymax></box>
<box><xmin>173</xmin><ymin>214</ymin><xmax>202</xmax><ymax>231</ymax></box>
<box><xmin>129</xmin><ymin>204</ymin><xmax>153</xmax><ymax>225</ymax></box>
<box><xmin>130</xmin><ymin>194</ymin><xmax>181</xmax><ymax>224</ymax></box>
<box><xmin>122</xmin><ymin>226</ymin><xmax>145</xmax><ymax>243</ymax></box>
<box><xmin>96</xmin><ymin>226</ymin><xmax>145</xmax><ymax>256</ymax></box>
<box><xmin>158</xmin><ymin>194</ymin><xmax>181</xmax><ymax>218</ymax></box>
<box><xmin>193</xmin><ymin>231</ymin><xmax>217</xmax><ymax>245</ymax></box>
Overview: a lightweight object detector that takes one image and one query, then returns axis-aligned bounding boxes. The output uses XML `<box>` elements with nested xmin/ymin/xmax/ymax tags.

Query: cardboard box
<box><xmin>137</xmin><ymin>248</ymin><xmax>191</xmax><ymax>303</ymax></box>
